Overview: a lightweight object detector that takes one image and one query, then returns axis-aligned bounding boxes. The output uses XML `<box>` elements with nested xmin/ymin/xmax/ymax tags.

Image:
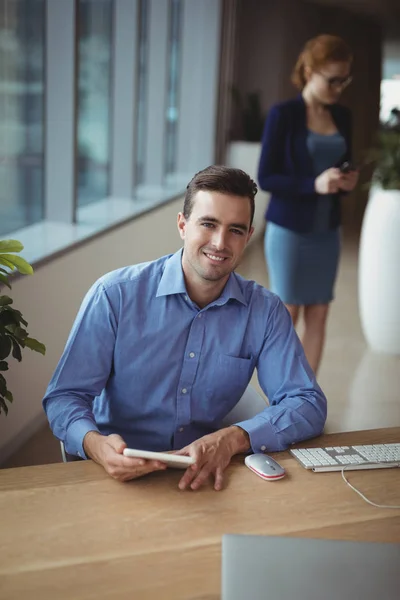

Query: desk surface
<box><xmin>1</xmin><ymin>427</ymin><xmax>399</xmax><ymax>600</ymax></box>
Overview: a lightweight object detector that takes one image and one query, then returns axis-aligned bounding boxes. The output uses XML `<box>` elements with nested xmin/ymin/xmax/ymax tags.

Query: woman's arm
<box><xmin>258</xmin><ymin>104</ymin><xmax>316</xmax><ymax>197</ymax></box>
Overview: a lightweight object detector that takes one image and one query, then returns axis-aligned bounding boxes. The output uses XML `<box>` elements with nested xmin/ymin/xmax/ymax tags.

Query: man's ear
<box><xmin>177</xmin><ymin>212</ymin><xmax>186</xmax><ymax>240</ymax></box>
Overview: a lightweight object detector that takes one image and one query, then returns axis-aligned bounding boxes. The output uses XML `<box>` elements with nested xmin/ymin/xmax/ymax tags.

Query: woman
<box><xmin>258</xmin><ymin>34</ymin><xmax>359</xmax><ymax>374</ymax></box>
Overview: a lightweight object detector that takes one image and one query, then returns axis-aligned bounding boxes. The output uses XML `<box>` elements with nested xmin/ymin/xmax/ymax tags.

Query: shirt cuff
<box><xmin>234</xmin><ymin>417</ymin><xmax>283</xmax><ymax>453</ymax></box>
<box><xmin>65</xmin><ymin>418</ymin><xmax>100</xmax><ymax>459</ymax></box>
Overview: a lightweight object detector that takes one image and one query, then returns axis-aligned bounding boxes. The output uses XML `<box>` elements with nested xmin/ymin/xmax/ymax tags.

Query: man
<box><xmin>43</xmin><ymin>166</ymin><xmax>327</xmax><ymax>491</ymax></box>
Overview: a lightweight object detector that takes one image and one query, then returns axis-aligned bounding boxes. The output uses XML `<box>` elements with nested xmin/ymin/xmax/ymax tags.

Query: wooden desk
<box><xmin>0</xmin><ymin>428</ymin><xmax>399</xmax><ymax>600</ymax></box>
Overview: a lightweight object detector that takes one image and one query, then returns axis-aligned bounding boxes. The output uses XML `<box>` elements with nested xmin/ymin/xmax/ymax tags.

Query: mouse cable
<box><xmin>341</xmin><ymin>464</ymin><xmax>400</xmax><ymax>509</ymax></box>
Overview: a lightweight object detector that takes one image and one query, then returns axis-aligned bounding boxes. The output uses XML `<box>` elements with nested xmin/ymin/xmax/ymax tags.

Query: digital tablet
<box><xmin>123</xmin><ymin>448</ymin><xmax>195</xmax><ymax>469</ymax></box>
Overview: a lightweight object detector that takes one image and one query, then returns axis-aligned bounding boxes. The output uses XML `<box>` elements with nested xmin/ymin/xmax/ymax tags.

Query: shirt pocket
<box><xmin>203</xmin><ymin>353</ymin><xmax>253</xmax><ymax>421</ymax></box>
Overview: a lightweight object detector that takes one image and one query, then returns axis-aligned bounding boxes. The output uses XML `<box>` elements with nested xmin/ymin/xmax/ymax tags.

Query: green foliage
<box><xmin>0</xmin><ymin>240</ymin><xmax>46</xmax><ymax>415</ymax></box>
<box><xmin>367</xmin><ymin>127</ymin><xmax>400</xmax><ymax>191</ymax></box>
<box><xmin>231</xmin><ymin>87</ymin><xmax>266</xmax><ymax>142</ymax></box>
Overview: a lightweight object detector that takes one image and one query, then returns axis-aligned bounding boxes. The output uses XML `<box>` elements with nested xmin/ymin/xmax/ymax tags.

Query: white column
<box><xmin>177</xmin><ymin>0</ymin><xmax>222</xmax><ymax>176</ymax></box>
<box><xmin>143</xmin><ymin>0</ymin><xmax>169</xmax><ymax>188</ymax></box>
<box><xmin>45</xmin><ymin>0</ymin><xmax>76</xmax><ymax>222</ymax></box>
<box><xmin>110</xmin><ymin>0</ymin><xmax>138</xmax><ymax>198</ymax></box>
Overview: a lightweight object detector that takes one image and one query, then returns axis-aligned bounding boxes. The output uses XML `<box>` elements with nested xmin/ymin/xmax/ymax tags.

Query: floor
<box><xmin>2</xmin><ymin>232</ymin><xmax>400</xmax><ymax>469</ymax></box>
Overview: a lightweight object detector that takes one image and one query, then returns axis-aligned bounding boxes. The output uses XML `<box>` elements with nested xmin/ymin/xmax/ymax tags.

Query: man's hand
<box><xmin>175</xmin><ymin>426</ymin><xmax>250</xmax><ymax>492</ymax></box>
<box><xmin>83</xmin><ymin>431</ymin><xmax>167</xmax><ymax>482</ymax></box>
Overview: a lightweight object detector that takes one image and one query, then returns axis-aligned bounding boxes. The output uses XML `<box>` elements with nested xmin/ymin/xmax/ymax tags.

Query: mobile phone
<box><xmin>123</xmin><ymin>448</ymin><xmax>195</xmax><ymax>469</ymax></box>
<box><xmin>339</xmin><ymin>161</ymin><xmax>357</xmax><ymax>174</ymax></box>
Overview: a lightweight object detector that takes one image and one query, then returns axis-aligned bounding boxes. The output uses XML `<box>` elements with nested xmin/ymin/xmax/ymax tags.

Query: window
<box><xmin>76</xmin><ymin>0</ymin><xmax>113</xmax><ymax>208</ymax></box>
<box><xmin>0</xmin><ymin>0</ymin><xmax>222</xmax><ymax>265</ymax></box>
<box><xmin>0</xmin><ymin>0</ymin><xmax>45</xmax><ymax>235</ymax></box>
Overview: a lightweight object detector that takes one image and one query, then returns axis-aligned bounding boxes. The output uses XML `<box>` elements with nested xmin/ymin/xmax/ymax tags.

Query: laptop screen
<box><xmin>222</xmin><ymin>534</ymin><xmax>400</xmax><ymax>600</ymax></box>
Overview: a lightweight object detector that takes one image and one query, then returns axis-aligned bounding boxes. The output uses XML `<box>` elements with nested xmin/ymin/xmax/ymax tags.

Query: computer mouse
<box><xmin>245</xmin><ymin>453</ymin><xmax>285</xmax><ymax>481</ymax></box>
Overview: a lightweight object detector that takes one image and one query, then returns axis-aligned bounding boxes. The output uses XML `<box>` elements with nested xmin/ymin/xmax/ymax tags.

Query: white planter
<box><xmin>359</xmin><ymin>187</ymin><xmax>400</xmax><ymax>354</ymax></box>
<box><xmin>225</xmin><ymin>141</ymin><xmax>270</xmax><ymax>244</ymax></box>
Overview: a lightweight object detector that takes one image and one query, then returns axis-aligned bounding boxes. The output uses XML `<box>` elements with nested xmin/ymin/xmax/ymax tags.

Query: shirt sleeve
<box><xmin>42</xmin><ymin>282</ymin><xmax>117</xmax><ymax>458</ymax></box>
<box><xmin>235</xmin><ymin>296</ymin><xmax>327</xmax><ymax>452</ymax></box>
<box><xmin>257</xmin><ymin>104</ymin><xmax>316</xmax><ymax>197</ymax></box>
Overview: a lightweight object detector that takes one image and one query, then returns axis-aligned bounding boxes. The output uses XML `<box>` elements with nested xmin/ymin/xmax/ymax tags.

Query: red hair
<box><xmin>292</xmin><ymin>34</ymin><xmax>353</xmax><ymax>90</ymax></box>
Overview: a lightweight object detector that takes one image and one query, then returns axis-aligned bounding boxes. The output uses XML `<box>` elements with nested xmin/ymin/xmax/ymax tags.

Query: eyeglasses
<box><xmin>317</xmin><ymin>72</ymin><xmax>353</xmax><ymax>89</ymax></box>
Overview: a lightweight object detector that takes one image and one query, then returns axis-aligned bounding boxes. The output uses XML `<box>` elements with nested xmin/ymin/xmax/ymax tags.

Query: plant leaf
<box><xmin>0</xmin><ymin>361</ymin><xmax>8</xmax><ymax>371</ymax></box>
<box><xmin>0</xmin><ymin>254</ymin><xmax>33</xmax><ymax>275</ymax></box>
<box><xmin>0</xmin><ymin>336</ymin><xmax>12</xmax><ymax>360</ymax></box>
<box><xmin>0</xmin><ymin>311</ymin><xmax>19</xmax><ymax>327</ymax></box>
<box><xmin>0</xmin><ymin>240</ymin><xmax>24</xmax><ymax>253</ymax></box>
<box><xmin>0</xmin><ymin>257</ymin><xmax>16</xmax><ymax>271</ymax></box>
<box><xmin>6</xmin><ymin>325</ymin><xmax>28</xmax><ymax>341</ymax></box>
<box><xmin>24</xmin><ymin>337</ymin><xmax>46</xmax><ymax>355</ymax></box>
<box><xmin>0</xmin><ymin>373</ymin><xmax>7</xmax><ymax>395</ymax></box>
<box><xmin>0</xmin><ymin>396</ymin><xmax>9</xmax><ymax>416</ymax></box>
<box><xmin>0</xmin><ymin>296</ymin><xmax>13</xmax><ymax>306</ymax></box>
<box><xmin>5</xmin><ymin>390</ymin><xmax>13</xmax><ymax>403</ymax></box>
<box><xmin>1</xmin><ymin>306</ymin><xmax>28</xmax><ymax>327</ymax></box>
<box><xmin>11</xmin><ymin>339</ymin><xmax>22</xmax><ymax>361</ymax></box>
<box><xmin>0</xmin><ymin>273</ymin><xmax>11</xmax><ymax>289</ymax></box>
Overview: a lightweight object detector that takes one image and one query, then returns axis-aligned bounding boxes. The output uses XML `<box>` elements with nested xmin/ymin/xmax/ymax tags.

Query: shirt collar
<box><xmin>156</xmin><ymin>248</ymin><xmax>247</xmax><ymax>306</ymax></box>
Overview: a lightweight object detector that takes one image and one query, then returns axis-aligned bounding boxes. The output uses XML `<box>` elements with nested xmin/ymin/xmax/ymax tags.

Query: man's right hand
<box><xmin>83</xmin><ymin>431</ymin><xmax>167</xmax><ymax>482</ymax></box>
<box><xmin>315</xmin><ymin>168</ymin><xmax>343</xmax><ymax>194</ymax></box>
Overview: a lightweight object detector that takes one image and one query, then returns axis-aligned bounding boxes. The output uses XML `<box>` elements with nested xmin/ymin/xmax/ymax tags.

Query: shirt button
<box><xmin>189</xmin><ymin>352</ymin><xmax>195</xmax><ymax>358</ymax></box>
<box><xmin>179</xmin><ymin>427</ymin><xmax>184</xmax><ymax>433</ymax></box>
<box><xmin>261</xmin><ymin>445</ymin><xmax>266</xmax><ymax>452</ymax></box>
<box><xmin>197</xmin><ymin>313</ymin><xmax>202</xmax><ymax>318</ymax></box>
<box><xmin>182</xmin><ymin>388</ymin><xmax>187</xmax><ymax>394</ymax></box>
<box><xmin>185</xmin><ymin>295</ymin><xmax>189</xmax><ymax>301</ymax></box>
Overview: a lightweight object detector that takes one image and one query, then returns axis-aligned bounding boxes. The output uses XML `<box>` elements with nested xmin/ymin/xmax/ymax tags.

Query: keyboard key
<box><xmin>290</xmin><ymin>442</ymin><xmax>400</xmax><ymax>472</ymax></box>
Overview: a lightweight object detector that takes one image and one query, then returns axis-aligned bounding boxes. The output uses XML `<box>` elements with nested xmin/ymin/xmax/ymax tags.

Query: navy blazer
<box><xmin>258</xmin><ymin>95</ymin><xmax>352</xmax><ymax>232</ymax></box>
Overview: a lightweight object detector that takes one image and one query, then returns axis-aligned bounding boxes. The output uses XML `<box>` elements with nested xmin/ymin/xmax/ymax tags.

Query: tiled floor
<box><xmin>2</xmin><ymin>232</ymin><xmax>399</xmax><ymax>469</ymax></box>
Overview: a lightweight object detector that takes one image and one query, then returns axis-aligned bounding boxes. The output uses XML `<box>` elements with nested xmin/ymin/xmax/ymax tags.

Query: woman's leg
<box><xmin>284</xmin><ymin>303</ymin><xmax>301</xmax><ymax>327</ymax></box>
<box><xmin>302</xmin><ymin>303</ymin><xmax>330</xmax><ymax>374</ymax></box>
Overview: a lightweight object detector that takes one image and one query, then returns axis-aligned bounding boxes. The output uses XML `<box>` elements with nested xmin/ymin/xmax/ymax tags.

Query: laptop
<box><xmin>222</xmin><ymin>534</ymin><xmax>400</xmax><ymax>600</ymax></box>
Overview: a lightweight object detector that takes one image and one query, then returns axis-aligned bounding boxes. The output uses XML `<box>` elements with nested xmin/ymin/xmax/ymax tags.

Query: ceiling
<box><xmin>306</xmin><ymin>0</ymin><xmax>400</xmax><ymax>21</ymax></box>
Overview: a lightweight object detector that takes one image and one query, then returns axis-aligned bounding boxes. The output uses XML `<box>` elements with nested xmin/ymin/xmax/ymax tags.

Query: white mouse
<box><xmin>245</xmin><ymin>453</ymin><xmax>285</xmax><ymax>481</ymax></box>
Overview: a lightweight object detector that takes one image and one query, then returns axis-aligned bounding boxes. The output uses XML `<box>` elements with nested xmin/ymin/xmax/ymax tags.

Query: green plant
<box><xmin>0</xmin><ymin>240</ymin><xmax>46</xmax><ymax>415</ymax></box>
<box><xmin>367</xmin><ymin>127</ymin><xmax>400</xmax><ymax>191</ymax></box>
<box><xmin>231</xmin><ymin>87</ymin><xmax>266</xmax><ymax>142</ymax></box>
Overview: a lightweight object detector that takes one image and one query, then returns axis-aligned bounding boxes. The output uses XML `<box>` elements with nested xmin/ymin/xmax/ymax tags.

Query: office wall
<box><xmin>0</xmin><ymin>197</ymin><xmax>184</xmax><ymax>464</ymax></box>
<box><xmin>231</xmin><ymin>0</ymin><xmax>382</xmax><ymax>229</ymax></box>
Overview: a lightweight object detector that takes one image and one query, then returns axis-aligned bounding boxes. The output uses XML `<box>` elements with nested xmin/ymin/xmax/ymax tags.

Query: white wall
<box><xmin>0</xmin><ymin>197</ymin><xmax>184</xmax><ymax>464</ymax></box>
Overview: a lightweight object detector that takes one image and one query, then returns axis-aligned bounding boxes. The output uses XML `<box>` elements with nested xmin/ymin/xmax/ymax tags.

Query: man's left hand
<box><xmin>175</xmin><ymin>426</ymin><xmax>250</xmax><ymax>491</ymax></box>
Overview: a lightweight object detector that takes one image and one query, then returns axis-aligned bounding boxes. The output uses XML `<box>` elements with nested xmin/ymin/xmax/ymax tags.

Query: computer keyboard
<box><xmin>290</xmin><ymin>443</ymin><xmax>400</xmax><ymax>472</ymax></box>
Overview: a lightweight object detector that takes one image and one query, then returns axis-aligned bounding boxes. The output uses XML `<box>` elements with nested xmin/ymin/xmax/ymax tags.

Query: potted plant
<box><xmin>0</xmin><ymin>240</ymin><xmax>46</xmax><ymax>415</ymax></box>
<box><xmin>358</xmin><ymin>125</ymin><xmax>400</xmax><ymax>354</ymax></box>
<box><xmin>225</xmin><ymin>88</ymin><xmax>270</xmax><ymax>244</ymax></box>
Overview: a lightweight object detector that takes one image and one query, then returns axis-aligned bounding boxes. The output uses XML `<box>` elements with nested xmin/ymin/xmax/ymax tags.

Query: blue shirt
<box><xmin>43</xmin><ymin>249</ymin><xmax>327</xmax><ymax>458</ymax></box>
<box><xmin>306</xmin><ymin>130</ymin><xmax>347</xmax><ymax>232</ymax></box>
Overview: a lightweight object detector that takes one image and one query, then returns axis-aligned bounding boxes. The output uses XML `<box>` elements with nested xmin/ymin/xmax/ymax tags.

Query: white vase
<box><xmin>225</xmin><ymin>141</ymin><xmax>270</xmax><ymax>244</ymax></box>
<box><xmin>358</xmin><ymin>187</ymin><xmax>400</xmax><ymax>354</ymax></box>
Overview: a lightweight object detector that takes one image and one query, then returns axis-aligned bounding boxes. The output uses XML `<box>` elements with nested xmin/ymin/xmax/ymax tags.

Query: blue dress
<box><xmin>264</xmin><ymin>131</ymin><xmax>346</xmax><ymax>305</ymax></box>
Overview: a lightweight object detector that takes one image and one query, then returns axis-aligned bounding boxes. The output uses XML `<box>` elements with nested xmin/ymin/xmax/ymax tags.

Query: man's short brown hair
<box><xmin>184</xmin><ymin>165</ymin><xmax>257</xmax><ymax>226</ymax></box>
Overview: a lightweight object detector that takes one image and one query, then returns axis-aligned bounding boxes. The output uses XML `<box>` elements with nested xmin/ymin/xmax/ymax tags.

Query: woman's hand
<box><xmin>339</xmin><ymin>169</ymin><xmax>359</xmax><ymax>192</ymax></box>
<box><xmin>314</xmin><ymin>168</ymin><xmax>343</xmax><ymax>194</ymax></box>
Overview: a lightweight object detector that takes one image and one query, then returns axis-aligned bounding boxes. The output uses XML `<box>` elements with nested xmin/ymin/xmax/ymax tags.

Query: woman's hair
<box><xmin>291</xmin><ymin>34</ymin><xmax>353</xmax><ymax>90</ymax></box>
